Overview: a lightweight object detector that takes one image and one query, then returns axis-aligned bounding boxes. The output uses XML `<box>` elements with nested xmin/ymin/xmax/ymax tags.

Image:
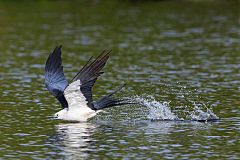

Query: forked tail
<box><xmin>92</xmin><ymin>84</ymin><xmax>134</xmax><ymax>110</ymax></box>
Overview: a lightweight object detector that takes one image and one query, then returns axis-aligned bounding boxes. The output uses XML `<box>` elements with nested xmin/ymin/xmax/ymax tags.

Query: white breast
<box><xmin>63</xmin><ymin>79</ymin><xmax>95</xmax><ymax>121</ymax></box>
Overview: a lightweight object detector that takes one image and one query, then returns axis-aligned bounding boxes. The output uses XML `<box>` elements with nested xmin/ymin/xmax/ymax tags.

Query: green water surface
<box><xmin>0</xmin><ymin>0</ymin><xmax>239</xmax><ymax>159</ymax></box>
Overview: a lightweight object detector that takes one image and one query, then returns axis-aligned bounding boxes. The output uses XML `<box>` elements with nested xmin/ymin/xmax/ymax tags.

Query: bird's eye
<box><xmin>56</xmin><ymin>114</ymin><xmax>58</xmax><ymax>117</ymax></box>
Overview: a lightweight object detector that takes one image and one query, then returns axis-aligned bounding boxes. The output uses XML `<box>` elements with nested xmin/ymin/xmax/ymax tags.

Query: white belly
<box><xmin>61</xmin><ymin>80</ymin><xmax>97</xmax><ymax>121</ymax></box>
<box><xmin>66</xmin><ymin>107</ymin><xmax>96</xmax><ymax>121</ymax></box>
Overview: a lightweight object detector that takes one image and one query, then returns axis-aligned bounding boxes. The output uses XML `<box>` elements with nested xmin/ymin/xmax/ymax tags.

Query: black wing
<box><xmin>71</xmin><ymin>50</ymin><xmax>111</xmax><ymax>109</ymax></box>
<box><xmin>45</xmin><ymin>45</ymin><xmax>68</xmax><ymax>108</ymax></box>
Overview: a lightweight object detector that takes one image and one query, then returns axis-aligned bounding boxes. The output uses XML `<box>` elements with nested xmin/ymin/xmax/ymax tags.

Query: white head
<box><xmin>54</xmin><ymin>108</ymin><xmax>68</xmax><ymax>120</ymax></box>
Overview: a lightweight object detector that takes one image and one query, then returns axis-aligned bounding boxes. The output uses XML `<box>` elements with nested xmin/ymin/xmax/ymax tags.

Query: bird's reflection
<box><xmin>50</xmin><ymin>120</ymin><xmax>214</xmax><ymax>159</ymax></box>
<box><xmin>54</xmin><ymin>122</ymin><xmax>96</xmax><ymax>159</ymax></box>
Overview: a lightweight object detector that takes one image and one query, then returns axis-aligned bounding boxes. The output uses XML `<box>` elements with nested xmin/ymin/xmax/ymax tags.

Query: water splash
<box><xmin>187</xmin><ymin>101</ymin><xmax>219</xmax><ymax>121</ymax></box>
<box><xmin>133</xmin><ymin>96</ymin><xmax>179</xmax><ymax>120</ymax></box>
<box><xmin>131</xmin><ymin>96</ymin><xmax>219</xmax><ymax>122</ymax></box>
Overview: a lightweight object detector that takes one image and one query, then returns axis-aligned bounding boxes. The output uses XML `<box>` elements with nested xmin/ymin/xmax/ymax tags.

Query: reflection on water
<box><xmin>49</xmin><ymin>120</ymin><xmax>219</xmax><ymax>159</ymax></box>
<box><xmin>53</xmin><ymin>123</ymin><xmax>96</xmax><ymax>159</ymax></box>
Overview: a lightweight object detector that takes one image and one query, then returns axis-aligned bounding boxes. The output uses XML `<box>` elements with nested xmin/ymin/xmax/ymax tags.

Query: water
<box><xmin>132</xmin><ymin>95</ymin><xmax>219</xmax><ymax>121</ymax></box>
<box><xmin>0</xmin><ymin>0</ymin><xmax>239</xmax><ymax>159</ymax></box>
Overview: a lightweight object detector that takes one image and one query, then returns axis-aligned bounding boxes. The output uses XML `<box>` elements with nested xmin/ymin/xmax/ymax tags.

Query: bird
<box><xmin>44</xmin><ymin>45</ymin><xmax>132</xmax><ymax>122</ymax></box>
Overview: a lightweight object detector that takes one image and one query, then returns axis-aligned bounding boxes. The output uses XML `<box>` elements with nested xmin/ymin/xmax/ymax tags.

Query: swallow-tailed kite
<box><xmin>45</xmin><ymin>45</ymin><xmax>132</xmax><ymax>121</ymax></box>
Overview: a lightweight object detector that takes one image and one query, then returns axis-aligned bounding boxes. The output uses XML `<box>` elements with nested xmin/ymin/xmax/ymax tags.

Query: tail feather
<box><xmin>92</xmin><ymin>84</ymin><xmax>134</xmax><ymax>110</ymax></box>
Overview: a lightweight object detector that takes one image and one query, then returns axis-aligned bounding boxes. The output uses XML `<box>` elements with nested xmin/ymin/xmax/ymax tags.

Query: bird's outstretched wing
<box><xmin>64</xmin><ymin>50</ymin><xmax>111</xmax><ymax>110</ymax></box>
<box><xmin>45</xmin><ymin>45</ymin><xmax>68</xmax><ymax>108</ymax></box>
